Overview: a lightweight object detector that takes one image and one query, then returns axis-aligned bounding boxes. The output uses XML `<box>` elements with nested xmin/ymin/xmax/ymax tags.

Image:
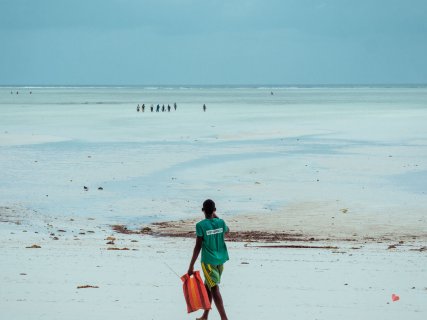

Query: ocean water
<box><xmin>1</xmin><ymin>86</ymin><xmax>427</xmax><ymax>225</ymax></box>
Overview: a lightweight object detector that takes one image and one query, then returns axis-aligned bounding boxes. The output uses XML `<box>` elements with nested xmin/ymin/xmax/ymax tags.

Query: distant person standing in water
<box><xmin>136</xmin><ymin>104</ymin><xmax>140</xmax><ymax>112</ymax></box>
<box><xmin>151</xmin><ymin>104</ymin><xmax>154</xmax><ymax>112</ymax></box>
<box><xmin>142</xmin><ymin>104</ymin><xmax>145</xmax><ymax>112</ymax></box>
<box><xmin>174</xmin><ymin>102</ymin><xmax>177</xmax><ymax>111</ymax></box>
<box><xmin>203</xmin><ymin>104</ymin><xmax>207</xmax><ymax>112</ymax></box>
<box><xmin>162</xmin><ymin>104</ymin><xmax>165</xmax><ymax>112</ymax></box>
<box><xmin>167</xmin><ymin>104</ymin><xmax>171</xmax><ymax>112</ymax></box>
<box><xmin>156</xmin><ymin>104</ymin><xmax>160</xmax><ymax>112</ymax></box>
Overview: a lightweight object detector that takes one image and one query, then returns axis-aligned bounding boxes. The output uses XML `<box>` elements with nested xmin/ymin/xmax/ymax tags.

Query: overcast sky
<box><xmin>1</xmin><ymin>0</ymin><xmax>426</xmax><ymax>85</ymax></box>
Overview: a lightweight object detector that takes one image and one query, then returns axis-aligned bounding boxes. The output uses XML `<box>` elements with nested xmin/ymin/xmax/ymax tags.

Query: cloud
<box><xmin>1</xmin><ymin>0</ymin><xmax>426</xmax><ymax>84</ymax></box>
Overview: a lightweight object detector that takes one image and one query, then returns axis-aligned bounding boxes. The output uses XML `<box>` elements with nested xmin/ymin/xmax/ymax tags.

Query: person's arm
<box><xmin>224</xmin><ymin>219</ymin><xmax>230</xmax><ymax>234</ymax></box>
<box><xmin>187</xmin><ymin>236</ymin><xmax>203</xmax><ymax>275</ymax></box>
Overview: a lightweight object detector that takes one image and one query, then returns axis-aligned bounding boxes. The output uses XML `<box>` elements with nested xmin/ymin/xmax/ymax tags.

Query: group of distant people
<box><xmin>136</xmin><ymin>102</ymin><xmax>207</xmax><ymax>112</ymax></box>
<box><xmin>136</xmin><ymin>102</ymin><xmax>177</xmax><ymax>112</ymax></box>
<box><xmin>10</xmin><ymin>91</ymin><xmax>32</xmax><ymax>95</ymax></box>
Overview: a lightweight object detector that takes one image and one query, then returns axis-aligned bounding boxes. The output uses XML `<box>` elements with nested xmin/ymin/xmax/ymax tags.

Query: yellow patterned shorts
<box><xmin>201</xmin><ymin>262</ymin><xmax>224</xmax><ymax>289</ymax></box>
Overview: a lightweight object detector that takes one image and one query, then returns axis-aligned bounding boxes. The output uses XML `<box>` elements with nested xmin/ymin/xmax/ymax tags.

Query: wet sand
<box><xmin>113</xmin><ymin>198</ymin><xmax>427</xmax><ymax>247</ymax></box>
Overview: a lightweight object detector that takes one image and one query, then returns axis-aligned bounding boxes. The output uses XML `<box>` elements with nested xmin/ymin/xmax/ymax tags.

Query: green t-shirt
<box><xmin>196</xmin><ymin>218</ymin><xmax>229</xmax><ymax>265</ymax></box>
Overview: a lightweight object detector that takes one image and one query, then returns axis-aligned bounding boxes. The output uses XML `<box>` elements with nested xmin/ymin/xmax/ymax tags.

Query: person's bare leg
<box><xmin>197</xmin><ymin>284</ymin><xmax>212</xmax><ymax>320</ymax></box>
<box><xmin>211</xmin><ymin>285</ymin><xmax>228</xmax><ymax>320</ymax></box>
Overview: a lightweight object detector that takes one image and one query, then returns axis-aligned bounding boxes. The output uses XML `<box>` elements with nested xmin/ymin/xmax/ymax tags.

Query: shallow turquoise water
<box><xmin>1</xmin><ymin>86</ymin><xmax>426</xmax><ymax>225</ymax></box>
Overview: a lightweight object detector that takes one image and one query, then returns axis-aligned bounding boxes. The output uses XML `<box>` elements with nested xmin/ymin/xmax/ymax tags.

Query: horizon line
<box><xmin>1</xmin><ymin>83</ymin><xmax>427</xmax><ymax>88</ymax></box>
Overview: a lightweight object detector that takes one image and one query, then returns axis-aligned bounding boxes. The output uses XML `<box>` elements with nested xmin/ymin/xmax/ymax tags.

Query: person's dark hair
<box><xmin>202</xmin><ymin>199</ymin><xmax>216</xmax><ymax>216</ymax></box>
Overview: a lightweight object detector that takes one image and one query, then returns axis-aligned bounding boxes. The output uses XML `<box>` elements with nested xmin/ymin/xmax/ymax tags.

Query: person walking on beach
<box><xmin>187</xmin><ymin>199</ymin><xmax>229</xmax><ymax>320</ymax></box>
<box><xmin>203</xmin><ymin>104</ymin><xmax>207</xmax><ymax>112</ymax></box>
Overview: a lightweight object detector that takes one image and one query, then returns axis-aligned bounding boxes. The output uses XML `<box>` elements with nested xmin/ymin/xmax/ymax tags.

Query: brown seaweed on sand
<box><xmin>26</xmin><ymin>244</ymin><xmax>41</xmax><ymax>248</ymax></box>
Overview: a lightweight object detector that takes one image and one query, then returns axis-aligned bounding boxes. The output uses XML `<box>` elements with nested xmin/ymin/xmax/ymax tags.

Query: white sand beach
<box><xmin>1</xmin><ymin>86</ymin><xmax>427</xmax><ymax>319</ymax></box>
<box><xmin>1</xmin><ymin>208</ymin><xmax>426</xmax><ymax>320</ymax></box>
